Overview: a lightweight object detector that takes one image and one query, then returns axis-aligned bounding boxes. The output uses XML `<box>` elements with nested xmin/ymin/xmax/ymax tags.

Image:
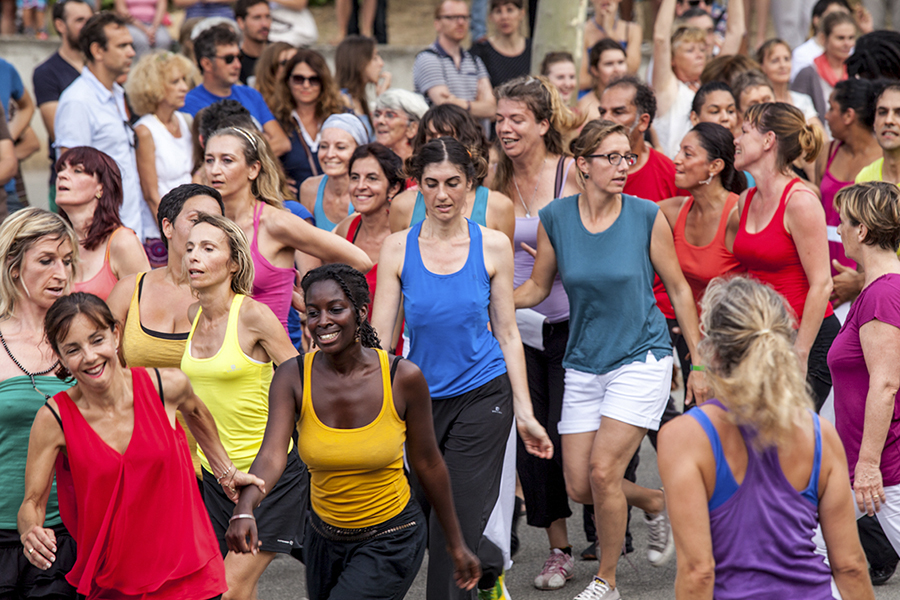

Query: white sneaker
<box><xmin>534</xmin><ymin>548</ymin><xmax>575</xmax><ymax>590</ymax></box>
<box><xmin>573</xmin><ymin>577</ymin><xmax>621</xmax><ymax>600</ymax></box>
<box><xmin>644</xmin><ymin>510</ymin><xmax>675</xmax><ymax>566</ymax></box>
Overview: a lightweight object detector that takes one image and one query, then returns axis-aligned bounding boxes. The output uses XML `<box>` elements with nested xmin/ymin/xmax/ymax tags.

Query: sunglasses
<box><xmin>291</xmin><ymin>74</ymin><xmax>322</xmax><ymax>86</ymax></box>
<box><xmin>215</xmin><ymin>53</ymin><xmax>240</xmax><ymax>65</ymax></box>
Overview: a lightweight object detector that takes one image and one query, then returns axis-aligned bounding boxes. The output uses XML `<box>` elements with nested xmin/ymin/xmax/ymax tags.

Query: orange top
<box><xmin>73</xmin><ymin>227</ymin><xmax>129</xmax><ymax>301</ymax></box>
<box><xmin>673</xmin><ymin>193</ymin><xmax>743</xmax><ymax>310</ymax></box>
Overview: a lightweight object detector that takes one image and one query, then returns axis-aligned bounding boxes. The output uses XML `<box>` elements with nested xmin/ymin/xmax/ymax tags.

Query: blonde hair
<box><xmin>699</xmin><ymin>276</ymin><xmax>812</xmax><ymax>448</ymax></box>
<box><xmin>672</xmin><ymin>25</ymin><xmax>708</xmax><ymax>56</ymax></box>
<box><xmin>834</xmin><ymin>181</ymin><xmax>900</xmax><ymax>251</ymax></box>
<box><xmin>125</xmin><ymin>51</ymin><xmax>197</xmax><ymax>116</ymax></box>
<box><xmin>207</xmin><ymin>127</ymin><xmax>289</xmax><ymax>208</ymax></box>
<box><xmin>744</xmin><ymin>102</ymin><xmax>824</xmax><ymax>172</ymax></box>
<box><xmin>492</xmin><ymin>76</ymin><xmax>585</xmax><ymax>195</ymax></box>
<box><xmin>0</xmin><ymin>208</ymin><xmax>79</xmax><ymax>319</ymax></box>
<box><xmin>193</xmin><ymin>212</ymin><xmax>255</xmax><ymax>296</ymax></box>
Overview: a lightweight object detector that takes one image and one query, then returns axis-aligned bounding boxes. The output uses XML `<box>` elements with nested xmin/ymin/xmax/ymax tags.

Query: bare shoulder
<box><xmin>111</xmin><ymin>227</ymin><xmax>144</xmax><ymax>253</ymax></box>
<box><xmin>134</xmin><ymin>124</ymin><xmax>155</xmax><ymax>142</ymax></box>
<box><xmin>299</xmin><ymin>175</ymin><xmax>324</xmax><ymax>204</ymax></box>
<box><xmin>481</xmin><ymin>225</ymin><xmax>513</xmax><ymax>255</ymax></box>
<box><xmin>157</xmin><ymin>367</ymin><xmax>192</xmax><ymax>398</ymax></box>
<box><xmin>487</xmin><ymin>189</ymin><xmax>514</xmax><ymax>207</ymax></box>
<box><xmin>333</xmin><ymin>213</ymin><xmax>354</xmax><ymax>239</ymax></box>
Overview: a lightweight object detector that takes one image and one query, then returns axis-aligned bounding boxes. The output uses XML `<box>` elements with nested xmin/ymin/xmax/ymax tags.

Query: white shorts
<box><xmin>558</xmin><ymin>352</ymin><xmax>673</xmax><ymax>434</ymax></box>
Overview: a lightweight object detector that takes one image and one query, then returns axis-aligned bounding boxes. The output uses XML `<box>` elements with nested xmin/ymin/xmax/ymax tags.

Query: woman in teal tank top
<box><xmin>180</xmin><ymin>213</ymin><xmax>301</xmax><ymax>600</ymax></box>
<box><xmin>515</xmin><ymin>120</ymin><xmax>708</xmax><ymax>600</ymax></box>
<box><xmin>0</xmin><ymin>209</ymin><xmax>79</xmax><ymax>599</ymax></box>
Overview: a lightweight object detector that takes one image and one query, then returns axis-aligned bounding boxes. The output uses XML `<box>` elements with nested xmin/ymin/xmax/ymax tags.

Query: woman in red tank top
<box><xmin>18</xmin><ymin>293</ymin><xmax>263</xmax><ymax>600</ymax></box>
<box><xmin>732</xmin><ymin>102</ymin><xmax>839</xmax><ymax>410</ymax></box>
<box><xmin>658</xmin><ymin>123</ymin><xmax>746</xmax><ymax>394</ymax></box>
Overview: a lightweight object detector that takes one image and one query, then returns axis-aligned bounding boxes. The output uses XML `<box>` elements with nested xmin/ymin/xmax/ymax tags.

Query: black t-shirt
<box><xmin>33</xmin><ymin>52</ymin><xmax>81</xmax><ymax>107</ymax></box>
<box><xmin>469</xmin><ymin>38</ymin><xmax>532</xmax><ymax>88</ymax></box>
<box><xmin>239</xmin><ymin>49</ymin><xmax>258</xmax><ymax>85</ymax></box>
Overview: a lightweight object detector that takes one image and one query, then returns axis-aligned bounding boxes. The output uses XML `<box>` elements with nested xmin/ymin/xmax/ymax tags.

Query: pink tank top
<box><xmin>250</xmin><ymin>202</ymin><xmax>296</xmax><ymax>331</ymax></box>
<box><xmin>73</xmin><ymin>227</ymin><xmax>127</xmax><ymax>301</ymax></box>
<box><xmin>819</xmin><ymin>141</ymin><xmax>856</xmax><ymax>276</ymax></box>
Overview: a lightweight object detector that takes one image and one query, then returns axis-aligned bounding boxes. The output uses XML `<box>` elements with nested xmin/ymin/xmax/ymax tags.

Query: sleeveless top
<box><xmin>297</xmin><ymin>349</ymin><xmax>411</xmax><ymax>529</ymax></box>
<box><xmin>52</xmin><ymin>368</ymin><xmax>226</xmax><ymax>599</ymax></box>
<box><xmin>123</xmin><ymin>272</ymin><xmax>189</xmax><ymax>369</ymax></box>
<box><xmin>686</xmin><ymin>399</ymin><xmax>832</xmax><ymax>599</ymax></box>
<box><xmin>73</xmin><ymin>227</ymin><xmax>128</xmax><ymax>301</ymax></box>
<box><xmin>401</xmin><ymin>218</ymin><xmax>507</xmax><ymax>398</ymax></box>
<box><xmin>540</xmin><ymin>194</ymin><xmax>671</xmax><ymax>375</ymax></box>
<box><xmin>819</xmin><ymin>141</ymin><xmax>857</xmax><ymax>275</ymax></box>
<box><xmin>345</xmin><ymin>214</ymin><xmax>378</xmax><ymax>313</ymax></box>
<box><xmin>134</xmin><ymin>112</ymin><xmax>192</xmax><ymax>200</ymax></box>
<box><xmin>250</xmin><ymin>201</ymin><xmax>296</xmax><ymax>332</ymax></box>
<box><xmin>181</xmin><ymin>294</ymin><xmax>284</xmax><ymax>472</ymax></box>
<box><xmin>672</xmin><ymin>193</ymin><xmax>742</xmax><ymax>310</ymax></box>
<box><xmin>0</xmin><ymin>376</ymin><xmax>72</xmax><ymax>529</ymax></box>
<box><xmin>513</xmin><ymin>157</ymin><xmax>570</xmax><ymax>324</ymax></box>
<box><xmin>732</xmin><ymin>179</ymin><xmax>834</xmax><ymax>323</ymax></box>
<box><xmin>410</xmin><ymin>185</ymin><xmax>490</xmax><ymax>227</ymax></box>
<box><xmin>314</xmin><ymin>175</ymin><xmax>355</xmax><ymax>232</ymax></box>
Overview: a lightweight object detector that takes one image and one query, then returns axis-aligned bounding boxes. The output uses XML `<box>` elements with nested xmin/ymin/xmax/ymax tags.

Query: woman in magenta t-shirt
<box><xmin>828</xmin><ymin>181</ymin><xmax>900</xmax><ymax>556</ymax></box>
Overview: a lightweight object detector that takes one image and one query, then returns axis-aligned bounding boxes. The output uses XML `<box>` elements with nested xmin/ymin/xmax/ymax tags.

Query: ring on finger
<box><xmin>27</xmin><ymin>547</ymin><xmax>34</xmax><ymax>554</ymax></box>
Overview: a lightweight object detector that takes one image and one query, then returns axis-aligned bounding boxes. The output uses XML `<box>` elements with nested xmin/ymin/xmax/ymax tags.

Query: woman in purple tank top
<box><xmin>659</xmin><ymin>276</ymin><xmax>874</xmax><ymax>600</ymax></box>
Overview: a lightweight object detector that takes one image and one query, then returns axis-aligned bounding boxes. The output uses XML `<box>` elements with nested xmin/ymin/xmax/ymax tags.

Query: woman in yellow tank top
<box><xmin>180</xmin><ymin>212</ymin><xmax>300</xmax><ymax>600</ymax></box>
<box><xmin>225</xmin><ymin>264</ymin><xmax>481</xmax><ymax>600</ymax></box>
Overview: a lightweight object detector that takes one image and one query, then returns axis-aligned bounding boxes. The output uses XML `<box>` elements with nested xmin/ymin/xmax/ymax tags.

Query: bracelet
<box><xmin>691</xmin><ymin>365</ymin><xmax>706</xmax><ymax>372</ymax></box>
<box><xmin>216</xmin><ymin>463</ymin><xmax>235</xmax><ymax>484</ymax></box>
<box><xmin>229</xmin><ymin>513</ymin><xmax>256</xmax><ymax>522</ymax></box>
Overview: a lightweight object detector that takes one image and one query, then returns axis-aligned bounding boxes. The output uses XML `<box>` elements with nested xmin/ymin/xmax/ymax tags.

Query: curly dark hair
<box><xmin>300</xmin><ymin>264</ymin><xmax>381</xmax><ymax>349</ymax></box>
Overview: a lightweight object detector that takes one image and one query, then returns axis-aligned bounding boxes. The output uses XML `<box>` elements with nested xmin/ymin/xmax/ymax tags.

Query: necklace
<box><xmin>0</xmin><ymin>328</ymin><xmax>59</xmax><ymax>390</ymax></box>
<box><xmin>514</xmin><ymin>157</ymin><xmax>546</xmax><ymax>218</ymax></box>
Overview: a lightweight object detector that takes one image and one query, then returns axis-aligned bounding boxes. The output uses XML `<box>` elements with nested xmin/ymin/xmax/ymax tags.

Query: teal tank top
<box><xmin>314</xmin><ymin>175</ymin><xmax>355</xmax><ymax>232</ymax></box>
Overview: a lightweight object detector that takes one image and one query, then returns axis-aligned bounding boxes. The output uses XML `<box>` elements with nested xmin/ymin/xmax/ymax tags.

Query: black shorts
<box><xmin>0</xmin><ymin>525</ymin><xmax>76</xmax><ymax>600</ymax></box>
<box><xmin>201</xmin><ymin>448</ymin><xmax>308</xmax><ymax>556</ymax></box>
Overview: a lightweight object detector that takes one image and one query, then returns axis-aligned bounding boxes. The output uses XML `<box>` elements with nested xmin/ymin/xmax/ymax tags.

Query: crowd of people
<box><xmin>3</xmin><ymin>0</ymin><xmax>900</xmax><ymax>599</ymax></box>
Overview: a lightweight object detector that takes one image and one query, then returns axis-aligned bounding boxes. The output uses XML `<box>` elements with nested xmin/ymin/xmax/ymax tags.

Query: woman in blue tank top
<box><xmin>515</xmin><ymin>120</ymin><xmax>707</xmax><ymax>600</ymax></box>
<box><xmin>373</xmin><ymin>137</ymin><xmax>552</xmax><ymax>600</ymax></box>
<box><xmin>658</xmin><ymin>276</ymin><xmax>874</xmax><ymax>599</ymax></box>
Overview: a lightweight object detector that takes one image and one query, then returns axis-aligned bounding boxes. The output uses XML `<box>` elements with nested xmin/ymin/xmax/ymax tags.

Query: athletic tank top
<box><xmin>687</xmin><ymin>399</ymin><xmax>832</xmax><ymax>599</ymax></box>
<box><xmin>134</xmin><ymin>112</ymin><xmax>192</xmax><ymax>200</ymax></box>
<box><xmin>297</xmin><ymin>349</ymin><xmax>411</xmax><ymax>529</ymax></box>
<box><xmin>314</xmin><ymin>175</ymin><xmax>355</xmax><ymax>232</ymax></box>
<box><xmin>345</xmin><ymin>214</ymin><xmax>378</xmax><ymax>313</ymax></box>
<box><xmin>123</xmin><ymin>272</ymin><xmax>189</xmax><ymax>369</ymax></box>
<box><xmin>401</xmin><ymin>218</ymin><xmax>506</xmax><ymax>398</ymax></box>
<box><xmin>52</xmin><ymin>368</ymin><xmax>226</xmax><ymax>599</ymax></box>
<box><xmin>672</xmin><ymin>193</ymin><xmax>742</xmax><ymax>310</ymax></box>
<box><xmin>181</xmin><ymin>294</ymin><xmax>283</xmax><ymax>472</ymax></box>
<box><xmin>819</xmin><ymin>141</ymin><xmax>857</xmax><ymax>275</ymax></box>
<box><xmin>73</xmin><ymin>227</ymin><xmax>128</xmax><ymax>301</ymax></box>
<box><xmin>732</xmin><ymin>179</ymin><xmax>834</xmax><ymax>323</ymax></box>
<box><xmin>250</xmin><ymin>201</ymin><xmax>296</xmax><ymax>332</ymax></box>
<box><xmin>410</xmin><ymin>185</ymin><xmax>490</xmax><ymax>227</ymax></box>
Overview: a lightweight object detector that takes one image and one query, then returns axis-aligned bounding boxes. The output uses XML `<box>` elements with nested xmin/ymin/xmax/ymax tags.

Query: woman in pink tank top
<box><xmin>56</xmin><ymin>147</ymin><xmax>150</xmax><ymax>301</ymax></box>
<box><xmin>18</xmin><ymin>293</ymin><xmax>264</xmax><ymax>600</ymax></box>
<box><xmin>732</xmin><ymin>102</ymin><xmax>838</xmax><ymax>411</ymax></box>
<box><xmin>203</xmin><ymin>127</ymin><xmax>373</xmax><ymax>331</ymax></box>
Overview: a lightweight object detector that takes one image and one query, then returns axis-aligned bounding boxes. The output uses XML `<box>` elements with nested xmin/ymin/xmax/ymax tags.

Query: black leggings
<box><xmin>808</xmin><ymin>313</ymin><xmax>840</xmax><ymax>412</ymax></box>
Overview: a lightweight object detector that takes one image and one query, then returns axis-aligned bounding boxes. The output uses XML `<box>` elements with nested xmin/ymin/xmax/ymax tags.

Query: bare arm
<box><xmin>262</xmin><ymin>120</ymin><xmax>291</xmax><ymax>157</ymax></box>
<box><xmin>652</xmin><ymin>0</ymin><xmax>679</xmax><ymax>118</ymax></box>
<box><xmin>152</xmin><ymin>0</ymin><xmax>166</xmax><ymax>29</ymax></box>
<box><xmin>371</xmin><ymin>231</ymin><xmax>406</xmax><ymax>349</ymax></box>
<box><xmin>854</xmin><ymin>318</ymin><xmax>900</xmax><ymax>516</ymax></box>
<box><xmin>484</xmin><ymin>228</ymin><xmax>553</xmax><ymax>458</ymax></box>
<box><xmin>110</xmin><ymin>228</ymin><xmax>152</xmax><ymax>281</ymax></box>
<box><xmin>0</xmin><ymin>139</ymin><xmax>17</xmax><ymax>186</ymax></box>
<box><xmin>106</xmin><ymin>273</ymin><xmax>138</xmax><ymax>326</ymax></box>
<box><xmin>719</xmin><ymin>0</ymin><xmax>745</xmax><ymax>57</ymax></box>
<box><xmin>388</xmin><ymin>188</ymin><xmax>416</xmax><ymax>233</ymax></box>
<box><xmin>268</xmin><ymin>209</ymin><xmax>373</xmax><ymax>273</ymax></box>
<box><xmin>38</xmin><ymin>101</ymin><xmax>58</xmax><ymax>141</ymax></box>
<box><xmin>8</xmin><ymin>89</ymin><xmax>35</xmax><ymax>142</ymax></box>
<box><xmin>135</xmin><ymin>124</ymin><xmax>162</xmax><ymax>216</ymax></box>
<box><xmin>485</xmin><ymin>190</ymin><xmax>515</xmax><ymax>248</ymax></box>
<box><xmin>241</xmin><ymin>297</ymin><xmax>300</xmax><ymax>365</ymax></box>
<box><xmin>625</xmin><ymin>21</ymin><xmax>643</xmax><ymax>74</ymax></box>
<box><xmin>470</xmin><ymin>77</ymin><xmax>497</xmax><ymax>119</ymax></box>
<box><xmin>271</xmin><ymin>0</ymin><xmax>309</xmax><ymax>9</ymax></box>
<box><xmin>513</xmin><ymin>221</ymin><xmax>558</xmax><ymax>309</ymax></box>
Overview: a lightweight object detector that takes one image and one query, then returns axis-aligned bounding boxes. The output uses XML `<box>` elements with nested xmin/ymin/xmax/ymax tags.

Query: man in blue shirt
<box><xmin>183</xmin><ymin>23</ymin><xmax>290</xmax><ymax>156</ymax></box>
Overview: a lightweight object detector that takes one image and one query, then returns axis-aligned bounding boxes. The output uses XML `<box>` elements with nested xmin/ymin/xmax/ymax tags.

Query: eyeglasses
<box><xmin>290</xmin><ymin>74</ymin><xmax>322</xmax><ymax>87</ymax></box>
<box><xmin>373</xmin><ymin>109</ymin><xmax>410</xmax><ymax>122</ymax></box>
<box><xmin>586</xmin><ymin>152</ymin><xmax>638</xmax><ymax>166</ymax></box>
<box><xmin>215</xmin><ymin>53</ymin><xmax>240</xmax><ymax>64</ymax></box>
<box><xmin>437</xmin><ymin>14</ymin><xmax>471</xmax><ymax>22</ymax></box>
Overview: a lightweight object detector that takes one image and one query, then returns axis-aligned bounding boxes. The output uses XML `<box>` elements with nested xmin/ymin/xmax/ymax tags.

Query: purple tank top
<box><xmin>820</xmin><ymin>141</ymin><xmax>857</xmax><ymax>276</ymax></box>
<box><xmin>250</xmin><ymin>202</ymin><xmax>296</xmax><ymax>332</ymax></box>
<box><xmin>705</xmin><ymin>399</ymin><xmax>832</xmax><ymax>599</ymax></box>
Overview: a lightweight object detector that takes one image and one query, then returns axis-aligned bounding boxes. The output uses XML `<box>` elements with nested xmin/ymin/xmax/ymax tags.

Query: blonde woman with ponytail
<box><xmin>492</xmin><ymin>74</ymin><xmax>582</xmax><ymax>591</ymax></box>
<box><xmin>732</xmin><ymin>102</ymin><xmax>837</xmax><ymax>412</ymax></box>
<box><xmin>204</xmin><ymin>126</ymin><xmax>372</xmax><ymax>331</ymax></box>
<box><xmin>659</xmin><ymin>276</ymin><xmax>874</xmax><ymax>600</ymax></box>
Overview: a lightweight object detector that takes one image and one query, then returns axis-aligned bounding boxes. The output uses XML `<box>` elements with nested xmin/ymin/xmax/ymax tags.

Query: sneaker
<box><xmin>644</xmin><ymin>510</ymin><xmax>675</xmax><ymax>566</ymax></box>
<box><xmin>478</xmin><ymin>571</ymin><xmax>511</xmax><ymax>600</ymax></box>
<box><xmin>533</xmin><ymin>548</ymin><xmax>575</xmax><ymax>590</ymax></box>
<box><xmin>573</xmin><ymin>577</ymin><xmax>620</xmax><ymax>600</ymax></box>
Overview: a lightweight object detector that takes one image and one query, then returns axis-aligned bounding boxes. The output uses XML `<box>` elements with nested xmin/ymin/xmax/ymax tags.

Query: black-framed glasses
<box><xmin>215</xmin><ymin>53</ymin><xmax>240</xmax><ymax>64</ymax></box>
<box><xmin>586</xmin><ymin>152</ymin><xmax>638</xmax><ymax>166</ymax></box>
<box><xmin>437</xmin><ymin>14</ymin><xmax>470</xmax><ymax>22</ymax></box>
<box><xmin>290</xmin><ymin>74</ymin><xmax>322</xmax><ymax>87</ymax></box>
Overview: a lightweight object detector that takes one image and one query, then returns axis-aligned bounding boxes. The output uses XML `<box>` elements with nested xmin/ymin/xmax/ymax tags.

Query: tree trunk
<box><xmin>530</xmin><ymin>0</ymin><xmax>589</xmax><ymax>101</ymax></box>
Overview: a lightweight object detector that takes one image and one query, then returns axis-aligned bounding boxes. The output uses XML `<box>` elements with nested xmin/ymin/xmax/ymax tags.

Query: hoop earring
<box><xmin>700</xmin><ymin>172</ymin><xmax>714</xmax><ymax>185</ymax></box>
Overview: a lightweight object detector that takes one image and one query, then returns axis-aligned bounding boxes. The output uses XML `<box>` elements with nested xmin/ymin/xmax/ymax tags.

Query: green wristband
<box><xmin>691</xmin><ymin>365</ymin><xmax>706</xmax><ymax>371</ymax></box>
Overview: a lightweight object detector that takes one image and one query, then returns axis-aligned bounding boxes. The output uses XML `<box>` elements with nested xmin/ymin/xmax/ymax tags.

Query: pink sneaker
<box><xmin>533</xmin><ymin>548</ymin><xmax>575</xmax><ymax>590</ymax></box>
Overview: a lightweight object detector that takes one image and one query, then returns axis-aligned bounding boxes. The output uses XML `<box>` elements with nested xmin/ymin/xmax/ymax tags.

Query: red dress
<box><xmin>53</xmin><ymin>368</ymin><xmax>226</xmax><ymax>600</ymax></box>
<box><xmin>732</xmin><ymin>179</ymin><xmax>834</xmax><ymax>323</ymax></box>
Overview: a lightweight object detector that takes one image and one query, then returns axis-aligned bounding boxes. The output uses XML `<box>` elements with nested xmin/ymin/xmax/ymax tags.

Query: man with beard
<box><xmin>32</xmin><ymin>0</ymin><xmax>93</xmax><ymax>209</ymax></box>
<box><xmin>235</xmin><ymin>0</ymin><xmax>271</xmax><ymax>84</ymax></box>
